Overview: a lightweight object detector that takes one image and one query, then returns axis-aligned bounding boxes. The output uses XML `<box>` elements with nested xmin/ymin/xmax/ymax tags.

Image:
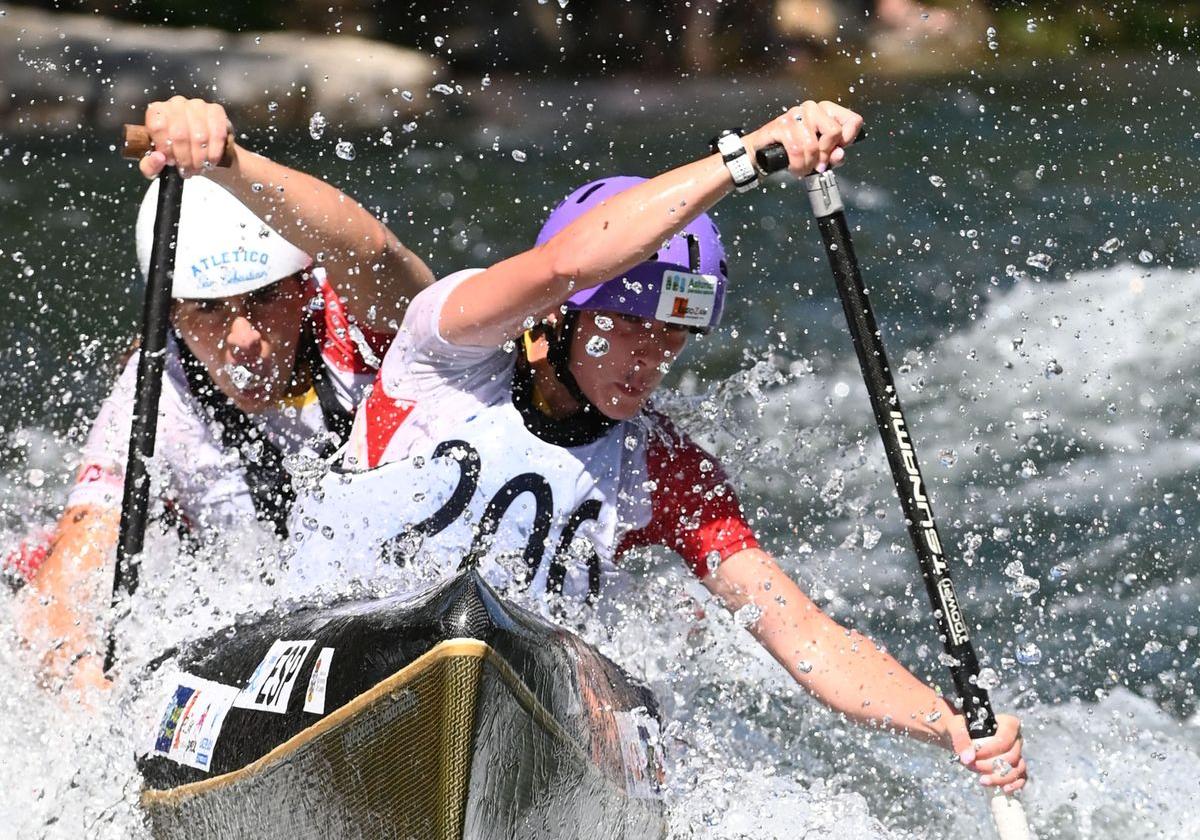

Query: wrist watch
<box><xmin>710</xmin><ymin>128</ymin><xmax>759</xmax><ymax>193</ymax></box>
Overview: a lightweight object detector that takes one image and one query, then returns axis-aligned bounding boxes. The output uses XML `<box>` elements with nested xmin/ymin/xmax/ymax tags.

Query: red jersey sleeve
<box><xmin>315</xmin><ymin>278</ymin><xmax>395</xmax><ymax>373</ymax></box>
<box><xmin>617</xmin><ymin>416</ymin><xmax>759</xmax><ymax>578</ymax></box>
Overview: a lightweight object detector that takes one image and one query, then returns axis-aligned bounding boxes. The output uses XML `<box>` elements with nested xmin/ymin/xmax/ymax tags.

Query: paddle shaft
<box><xmin>104</xmin><ymin>167</ymin><xmax>183</xmax><ymax>671</ymax></box>
<box><xmin>757</xmin><ymin>143</ymin><xmax>1030</xmax><ymax>838</ymax></box>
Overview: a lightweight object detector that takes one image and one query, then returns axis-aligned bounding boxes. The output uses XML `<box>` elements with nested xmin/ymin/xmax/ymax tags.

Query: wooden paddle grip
<box><xmin>120</xmin><ymin>124</ymin><xmax>235</xmax><ymax>167</ymax></box>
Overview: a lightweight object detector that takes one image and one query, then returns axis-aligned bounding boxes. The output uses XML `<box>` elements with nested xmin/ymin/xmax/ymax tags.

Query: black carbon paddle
<box><xmin>756</xmin><ymin>141</ymin><xmax>1031</xmax><ymax>839</ymax></box>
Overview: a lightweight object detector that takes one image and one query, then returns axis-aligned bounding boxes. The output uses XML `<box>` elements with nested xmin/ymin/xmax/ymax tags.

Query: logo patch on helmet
<box><xmin>656</xmin><ymin>270</ymin><xmax>718</xmax><ymax>328</ymax></box>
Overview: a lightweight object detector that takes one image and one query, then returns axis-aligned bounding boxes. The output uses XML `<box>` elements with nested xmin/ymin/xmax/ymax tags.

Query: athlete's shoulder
<box><xmin>641</xmin><ymin>409</ymin><xmax>729</xmax><ymax>481</ymax></box>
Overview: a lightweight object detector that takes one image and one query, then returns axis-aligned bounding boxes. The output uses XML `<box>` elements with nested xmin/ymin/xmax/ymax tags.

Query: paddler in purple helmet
<box><xmin>288</xmin><ymin>101</ymin><xmax>1028</xmax><ymax>794</ymax></box>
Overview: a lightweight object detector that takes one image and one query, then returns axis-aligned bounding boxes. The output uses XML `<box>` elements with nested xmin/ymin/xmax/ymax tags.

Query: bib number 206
<box><xmin>380</xmin><ymin>440</ymin><xmax>603</xmax><ymax>599</ymax></box>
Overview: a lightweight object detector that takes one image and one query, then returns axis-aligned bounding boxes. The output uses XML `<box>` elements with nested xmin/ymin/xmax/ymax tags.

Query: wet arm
<box><xmin>439</xmin><ymin>155</ymin><xmax>734</xmax><ymax>347</ymax></box>
<box><xmin>209</xmin><ymin>147</ymin><xmax>434</xmax><ymax>331</ymax></box>
<box><xmin>439</xmin><ymin>101</ymin><xmax>863</xmax><ymax>347</ymax></box>
<box><xmin>141</xmin><ymin>96</ymin><xmax>435</xmax><ymax>332</ymax></box>
<box><xmin>703</xmin><ymin>547</ymin><xmax>957</xmax><ymax>748</ymax></box>
<box><xmin>21</xmin><ymin>505</ymin><xmax>120</xmax><ymax>683</ymax></box>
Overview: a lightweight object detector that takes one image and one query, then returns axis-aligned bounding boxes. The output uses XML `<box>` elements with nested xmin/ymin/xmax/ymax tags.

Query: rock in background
<box><xmin>1</xmin><ymin>7</ymin><xmax>444</xmax><ymax>133</ymax></box>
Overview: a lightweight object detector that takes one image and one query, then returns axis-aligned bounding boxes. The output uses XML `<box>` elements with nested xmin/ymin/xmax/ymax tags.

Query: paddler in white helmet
<box><xmin>21</xmin><ymin>96</ymin><xmax>433</xmax><ymax>693</ymax></box>
<box><xmin>287</xmin><ymin>101</ymin><xmax>1027</xmax><ymax>794</ymax></box>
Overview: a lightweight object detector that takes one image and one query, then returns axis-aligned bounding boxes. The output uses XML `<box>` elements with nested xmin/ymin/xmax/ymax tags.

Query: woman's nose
<box><xmin>225</xmin><ymin>315</ymin><xmax>263</xmax><ymax>362</ymax></box>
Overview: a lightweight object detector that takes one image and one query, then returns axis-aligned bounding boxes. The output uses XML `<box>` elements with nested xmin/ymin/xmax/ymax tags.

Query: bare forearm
<box><xmin>707</xmin><ymin>549</ymin><xmax>956</xmax><ymax>748</ymax></box>
<box><xmin>208</xmin><ymin>146</ymin><xmax>433</xmax><ymax>327</ymax></box>
<box><xmin>442</xmin><ymin>154</ymin><xmax>733</xmax><ymax>345</ymax></box>
<box><xmin>540</xmin><ymin>154</ymin><xmax>731</xmax><ymax>295</ymax></box>
<box><xmin>21</xmin><ymin>505</ymin><xmax>120</xmax><ymax>672</ymax></box>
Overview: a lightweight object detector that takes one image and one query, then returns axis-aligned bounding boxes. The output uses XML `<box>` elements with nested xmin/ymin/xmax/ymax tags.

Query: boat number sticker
<box><xmin>303</xmin><ymin>647</ymin><xmax>335</xmax><ymax>715</ymax></box>
<box><xmin>613</xmin><ymin>708</ymin><xmax>665</xmax><ymax>799</ymax></box>
<box><xmin>234</xmin><ymin>639</ymin><xmax>316</xmax><ymax>714</ymax></box>
<box><xmin>151</xmin><ymin>673</ymin><xmax>240</xmax><ymax>772</ymax></box>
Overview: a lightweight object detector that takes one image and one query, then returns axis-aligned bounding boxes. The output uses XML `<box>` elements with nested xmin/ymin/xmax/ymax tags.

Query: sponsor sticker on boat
<box><xmin>613</xmin><ymin>708</ymin><xmax>665</xmax><ymax>799</ymax></box>
<box><xmin>654</xmin><ymin>270</ymin><xmax>718</xmax><ymax>329</ymax></box>
<box><xmin>151</xmin><ymin>673</ymin><xmax>240</xmax><ymax>772</ymax></box>
<box><xmin>303</xmin><ymin>647</ymin><xmax>335</xmax><ymax>714</ymax></box>
<box><xmin>234</xmin><ymin>639</ymin><xmax>316</xmax><ymax>714</ymax></box>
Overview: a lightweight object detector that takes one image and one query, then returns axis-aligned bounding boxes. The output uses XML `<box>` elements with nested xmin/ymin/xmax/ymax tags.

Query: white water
<box><xmin>3</xmin><ymin>264</ymin><xmax>1199</xmax><ymax>837</ymax></box>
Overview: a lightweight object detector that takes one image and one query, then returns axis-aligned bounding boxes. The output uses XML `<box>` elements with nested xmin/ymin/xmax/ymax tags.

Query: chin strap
<box><xmin>512</xmin><ymin>313</ymin><xmax>616</xmax><ymax>447</ymax></box>
<box><xmin>545</xmin><ymin>309</ymin><xmax>606</xmax><ymax>417</ymax></box>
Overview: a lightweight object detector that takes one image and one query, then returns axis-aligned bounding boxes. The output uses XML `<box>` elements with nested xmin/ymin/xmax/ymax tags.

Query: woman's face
<box><xmin>568</xmin><ymin>310</ymin><xmax>690</xmax><ymax>420</ymax></box>
<box><xmin>172</xmin><ymin>276</ymin><xmax>309</xmax><ymax>413</ymax></box>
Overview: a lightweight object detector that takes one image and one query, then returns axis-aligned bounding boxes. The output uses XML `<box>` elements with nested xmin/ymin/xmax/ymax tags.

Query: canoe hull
<box><xmin>139</xmin><ymin>572</ymin><xmax>666</xmax><ymax>839</ymax></box>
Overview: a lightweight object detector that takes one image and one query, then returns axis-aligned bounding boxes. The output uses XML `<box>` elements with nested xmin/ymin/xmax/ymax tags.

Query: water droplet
<box><xmin>432</xmin><ymin>83</ymin><xmax>455</xmax><ymax>95</ymax></box>
<box><xmin>938</xmin><ymin>448</ymin><xmax>958</xmax><ymax>467</ymax></box>
<box><xmin>1008</xmin><ymin>575</ymin><xmax>1040</xmax><ymax>598</ymax></box>
<box><xmin>308</xmin><ymin>112</ymin><xmax>327</xmax><ymax>140</ymax></box>
<box><xmin>250</xmin><ymin>182</ymin><xmax>264</xmax><ymax>193</ymax></box>
<box><xmin>401</xmin><ymin>89</ymin><xmax>414</xmax><ymax>101</ymax></box>
<box><xmin>862</xmin><ymin>525</ymin><xmax>882</xmax><ymax>550</ymax></box>
<box><xmin>1015</xmin><ymin>642</ymin><xmax>1042</xmax><ymax>665</ymax></box>
<box><xmin>433</xmin><ymin>35</ymin><xmax>445</xmax><ymax>47</ymax></box>
<box><xmin>734</xmin><ymin>603</ymin><xmax>763</xmax><ymax>627</ymax></box>
<box><xmin>585</xmin><ymin>335</ymin><xmax>610</xmax><ymax>357</ymax></box>
<box><xmin>795</xmin><ymin>660</ymin><xmax>814</xmax><ymax>674</ymax></box>
<box><xmin>593</xmin><ymin>314</ymin><xmax>614</xmax><ymax>332</ymax></box>
<box><xmin>833</xmin><ymin>381</ymin><xmax>850</xmax><ymax>398</ymax></box>
<box><xmin>267</xmin><ymin>101</ymin><xmax>279</xmax><ymax>112</ymax></box>
<box><xmin>26</xmin><ymin>468</ymin><xmax>45</xmax><ymax>488</ymax></box>
<box><xmin>994</xmin><ymin>527</ymin><xmax>1013</xmax><ymax>543</ymax></box>
<box><xmin>1026</xmin><ymin>253</ymin><xmax>1054</xmax><ymax>272</ymax></box>
<box><xmin>480</xmin><ymin>74</ymin><xmax>492</xmax><ymax>88</ymax></box>
<box><xmin>1049</xmin><ymin>563</ymin><xmax>1071</xmax><ymax>581</ymax></box>
<box><xmin>335</xmin><ymin>140</ymin><xmax>356</xmax><ymax>161</ymax></box>
<box><xmin>1044</xmin><ymin>358</ymin><xmax>1063</xmax><ymax>378</ymax></box>
<box><xmin>511</xmin><ymin>149</ymin><xmax>527</xmax><ymax>163</ymax></box>
<box><xmin>1099</xmin><ymin>236</ymin><xmax>1122</xmax><ymax>254</ymax></box>
<box><xmin>706</xmin><ymin>551</ymin><xmax>722</xmax><ymax>575</ymax></box>
<box><xmin>820</xmin><ymin>469</ymin><xmax>845</xmax><ymax>502</ymax></box>
<box><xmin>1138</xmin><ymin>249</ymin><xmax>1154</xmax><ymax>264</ymax></box>
<box><xmin>975</xmin><ymin>667</ymin><xmax>1001</xmax><ymax>690</ymax></box>
<box><xmin>224</xmin><ymin>364</ymin><xmax>256</xmax><ymax>390</ymax></box>
<box><xmin>1025</xmin><ymin>18</ymin><xmax>1038</xmax><ymax>33</ymax></box>
<box><xmin>928</xmin><ymin>174</ymin><xmax>945</xmax><ymax>188</ymax></box>
<box><xmin>380</xmin><ymin>130</ymin><xmax>393</xmax><ymax>146</ymax></box>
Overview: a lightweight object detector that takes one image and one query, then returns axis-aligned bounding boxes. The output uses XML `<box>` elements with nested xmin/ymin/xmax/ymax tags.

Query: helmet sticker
<box><xmin>654</xmin><ymin>270</ymin><xmax>719</xmax><ymax>328</ymax></box>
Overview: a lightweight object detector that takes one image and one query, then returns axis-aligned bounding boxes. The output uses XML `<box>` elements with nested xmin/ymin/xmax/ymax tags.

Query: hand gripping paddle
<box><xmin>103</xmin><ymin>126</ymin><xmax>235</xmax><ymax>672</ymax></box>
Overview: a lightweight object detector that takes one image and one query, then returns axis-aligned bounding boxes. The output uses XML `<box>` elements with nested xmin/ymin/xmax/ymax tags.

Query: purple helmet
<box><xmin>536</xmin><ymin>176</ymin><xmax>728</xmax><ymax>331</ymax></box>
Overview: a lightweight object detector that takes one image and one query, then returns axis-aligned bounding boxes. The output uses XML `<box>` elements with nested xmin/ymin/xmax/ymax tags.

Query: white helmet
<box><xmin>135</xmin><ymin>177</ymin><xmax>311</xmax><ymax>299</ymax></box>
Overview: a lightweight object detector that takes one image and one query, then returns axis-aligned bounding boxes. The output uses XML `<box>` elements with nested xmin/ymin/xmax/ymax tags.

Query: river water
<box><xmin>2</xmin><ymin>55</ymin><xmax>1198</xmax><ymax>838</ymax></box>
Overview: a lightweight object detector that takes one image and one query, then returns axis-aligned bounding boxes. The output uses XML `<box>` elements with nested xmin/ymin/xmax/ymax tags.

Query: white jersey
<box><xmin>66</xmin><ymin>271</ymin><xmax>391</xmax><ymax>534</ymax></box>
<box><xmin>287</xmin><ymin>270</ymin><xmax>758</xmax><ymax>606</ymax></box>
